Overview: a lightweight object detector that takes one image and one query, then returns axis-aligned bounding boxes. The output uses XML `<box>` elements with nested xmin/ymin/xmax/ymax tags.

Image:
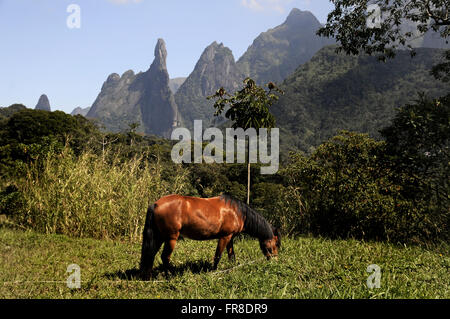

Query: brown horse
<box><xmin>140</xmin><ymin>194</ymin><xmax>281</xmax><ymax>279</ymax></box>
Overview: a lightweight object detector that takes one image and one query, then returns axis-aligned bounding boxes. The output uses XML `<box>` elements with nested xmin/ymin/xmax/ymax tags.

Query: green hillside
<box><xmin>274</xmin><ymin>46</ymin><xmax>450</xmax><ymax>153</ymax></box>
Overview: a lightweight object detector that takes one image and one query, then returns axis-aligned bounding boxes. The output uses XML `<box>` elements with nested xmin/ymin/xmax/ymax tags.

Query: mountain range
<box><xmin>72</xmin><ymin>8</ymin><xmax>449</xmax><ymax>152</ymax></box>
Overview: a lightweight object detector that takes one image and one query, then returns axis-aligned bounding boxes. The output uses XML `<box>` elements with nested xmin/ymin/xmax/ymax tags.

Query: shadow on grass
<box><xmin>103</xmin><ymin>259</ymin><xmax>214</xmax><ymax>281</ymax></box>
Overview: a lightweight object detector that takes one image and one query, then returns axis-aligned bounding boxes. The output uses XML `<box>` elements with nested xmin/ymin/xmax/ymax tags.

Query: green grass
<box><xmin>0</xmin><ymin>227</ymin><xmax>448</xmax><ymax>299</ymax></box>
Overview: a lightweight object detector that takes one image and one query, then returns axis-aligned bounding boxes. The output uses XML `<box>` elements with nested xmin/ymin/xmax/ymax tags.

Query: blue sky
<box><xmin>0</xmin><ymin>0</ymin><xmax>334</xmax><ymax>113</ymax></box>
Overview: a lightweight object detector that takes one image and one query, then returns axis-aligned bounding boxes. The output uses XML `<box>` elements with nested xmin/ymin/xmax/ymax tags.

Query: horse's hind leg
<box><xmin>140</xmin><ymin>238</ymin><xmax>163</xmax><ymax>280</ymax></box>
<box><xmin>161</xmin><ymin>235</ymin><xmax>179</xmax><ymax>272</ymax></box>
<box><xmin>140</xmin><ymin>210</ymin><xmax>163</xmax><ymax>280</ymax></box>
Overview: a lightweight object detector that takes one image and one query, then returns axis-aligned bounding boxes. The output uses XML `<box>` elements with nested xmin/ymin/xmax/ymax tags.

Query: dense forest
<box><xmin>274</xmin><ymin>46</ymin><xmax>449</xmax><ymax>154</ymax></box>
<box><xmin>0</xmin><ymin>90</ymin><xmax>448</xmax><ymax>245</ymax></box>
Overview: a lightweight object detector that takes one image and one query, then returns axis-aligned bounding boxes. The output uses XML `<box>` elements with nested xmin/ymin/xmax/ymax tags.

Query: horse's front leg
<box><xmin>213</xmin><ymin>235</ymin><xmax>232</xmax><ymax>270</ymax></box>
<box><xmin>226</xmin><ymin>237</ymin><xmax>236</xmax><ymax>263</ymax></box>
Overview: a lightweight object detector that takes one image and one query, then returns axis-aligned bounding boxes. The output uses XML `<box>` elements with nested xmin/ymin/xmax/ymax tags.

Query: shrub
<box><xmin>252</xmin><ymin>182</ymin><xmax>307</xmax><ymax>236</ymax></box>
<box><xmin>283</xmin><ymin>131</ymin><xmax>432</xmax><ymax>243</ymax></box>
<box><xmin>0</xmin><ymin>184</ymin><xmax>25</xmax><ymax>217</ymax></box>
<box><xmin>10</xmin><ymin>146</ymin><xmax>192</xmax><ymax>242</ymax></box>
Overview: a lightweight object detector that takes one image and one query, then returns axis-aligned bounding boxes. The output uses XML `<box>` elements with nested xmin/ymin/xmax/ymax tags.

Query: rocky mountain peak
<box><xmin>154</xmin><ymin>38</ymin><xmax>168</xmax><ymax>68</ymax></box>
<box><xmin>199</xmin><ymin>41</ymin><xmax>227</xmax><ymax>63</ymax></box>
<box><xmin>284</xmin><ymin>8</ymin><xmax>318</xmax><ymax>27</ymax></box>
<box><xmin>87</xmin><ymin>38</ymin><xmax>178</xmax><ymax>137</ymax></box>
<box><xmin>194</xmin><ymin>42</ymin><xmax>240</xmax><ymax>95</ymax></box>
<box><xmin>35</xmin><ymin>94</ymin><xmax>51</xmax><ymax>111</ymax></box>
<box><xmin>236</xmin><ymin>8</ymin><xmax>335</xmax><ymax>85</ymax></box>
<box><xmin>106</xmin><ymin>73</ymin><xmax>120</xmax><ymax>82</ymax></box>
<box><xmin>101</xmin><ymin>73</ymin><xmax>121</xmax><ymax>91</ymax></box>
<box><xmin>174</xmin><ymin>41</ymin><xmax>243</xmax><ymax>128</ymax></box>
<box><xmin>122</xmin><ymin>69</ymin><xmax>135</xmax><ymax>78</ymax></box>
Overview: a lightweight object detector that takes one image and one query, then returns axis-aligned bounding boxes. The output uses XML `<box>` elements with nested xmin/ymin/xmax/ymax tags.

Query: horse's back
<box><xmin>155</xmin><ymin>194</ymin><xmax>220</xmax><ymax>204</ymax></box>
<box><xmin>152</xmin><ymin>195</ymin><xmax>242</xmax><ymax>240</ymax></box>
<box><xmin>154</xmin><ymin>195</ymin><xmax>223</xmax><ymax>214</ymax></box>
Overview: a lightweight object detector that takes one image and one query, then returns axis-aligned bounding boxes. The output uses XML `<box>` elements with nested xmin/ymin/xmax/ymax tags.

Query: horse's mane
<box><xmin>220</xmin><ymin>194</ymin><xmax>274</xmax><ymax>240</ymax></box>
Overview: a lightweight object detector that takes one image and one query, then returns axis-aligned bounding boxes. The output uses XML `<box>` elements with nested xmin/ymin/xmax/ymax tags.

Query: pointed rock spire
<box><xmin>87</xmin><ymin>38</ymin><xmax>179</xmax><ymax>137</ymax></box>
<box><xmin>154</xmin><ymin>38</ymin><xmax>168</xmax><ymax>69</ymax></box>
<box><xmin>140</xmin><ymin>38</ymin><xmax>178</xmax><ymax>137</ymax></box>
<box><xmin>35</xmin><ymin>94</ymin><xmax>51</xmax><ymax>111</ymax></box>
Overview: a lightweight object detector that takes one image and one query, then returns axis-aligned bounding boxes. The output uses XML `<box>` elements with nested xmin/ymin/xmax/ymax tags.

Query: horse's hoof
<box><xmin>141</xmin><ymin>273</ymin><xmax>151</xmax><ymax>281</ymax></box>
<box><xmin>163</xmin><ymin>264</ymin><xmax>174</xmax><ymax>275</ymax></box>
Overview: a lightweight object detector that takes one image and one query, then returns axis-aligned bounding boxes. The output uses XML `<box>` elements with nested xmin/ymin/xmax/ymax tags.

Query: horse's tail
<box><xmin>140</xmin><ymin>203</ymin><xmax>162</xmax><ymax>279</ymax></box>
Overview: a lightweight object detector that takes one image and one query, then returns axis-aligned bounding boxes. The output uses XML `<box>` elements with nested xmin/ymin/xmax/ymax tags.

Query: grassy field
<box><xmin>0</xmin><ymin>226</ymin><xmax>448</xmax><ymax>299</ymax></box>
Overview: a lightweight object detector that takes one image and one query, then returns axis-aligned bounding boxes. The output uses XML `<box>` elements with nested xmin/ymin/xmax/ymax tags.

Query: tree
<box><xmin>432</xmin><ymin>49</ymin><xmax>450</xmax><ymax>82</ymax></box>
<box><xmin>317</xmin><ymin>1</ymin><xmax>450</xmax><ymax>241</ymax></box>
<box><xmin>381</xmin><ymin>94</ymin><xmax>449</xmax><ymax>176</ymax></box>
<box><xmin>208</xmin><ymin>78</ymin><xmax>283</xmax><ymax>204</ymax></box>
<box><xmin>126</xmin><ymin>122</ymin><xmax>141</xmax><ymax>147</ymax></box>
<box><xmin>284</xmin><ymin>131</ymin><xmax>394</xmax><ymax>240</ymax></box>
<box><xmin>380</xmin><ymin>93</ymin><xmax>449</xmax><ymax>236</ymax></box>
<box><xmin>318</xmin><ymin>0</ymin><xmax>449</xmax><ymax>60</ymax></box>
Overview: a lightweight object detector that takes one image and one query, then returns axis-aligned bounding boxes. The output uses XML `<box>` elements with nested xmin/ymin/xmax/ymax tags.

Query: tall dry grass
<box><xmin>14</xmin><ymin>147</ymin><xmax>191</xmax><ymax>242</ymax></box>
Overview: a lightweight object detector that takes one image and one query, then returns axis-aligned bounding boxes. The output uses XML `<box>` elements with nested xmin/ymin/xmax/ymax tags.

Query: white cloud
<box><xmin>241</xmin><ymin>0</ymin><xmax>264</xmax><ymax>12</ymax></box>
<box><xmin>107</xmin><ymin>0</ymin><xmax>143</xmax><ymax>5</ymax></box>
<box><xmin>241</xmin><ymin>0</ymin><xmax>294</xmax><ymax>13</ymax></box>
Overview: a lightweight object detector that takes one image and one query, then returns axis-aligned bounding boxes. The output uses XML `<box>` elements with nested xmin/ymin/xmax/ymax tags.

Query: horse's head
<box><xmin>259</xmin><ymin>227</ymin><xmax>281</xmax><ymax>260</ymax></box>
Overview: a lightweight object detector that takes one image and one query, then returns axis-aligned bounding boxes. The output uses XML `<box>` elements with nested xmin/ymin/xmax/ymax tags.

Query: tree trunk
<box><xmin>247</xmin><ymin>162</ymin><xmax>251</xmax><ymax>205</ymax></box>
<box><xmin>247</xmin><ymin>142</ymin><xmax>251</xmax><ymax>205</ymax></box>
